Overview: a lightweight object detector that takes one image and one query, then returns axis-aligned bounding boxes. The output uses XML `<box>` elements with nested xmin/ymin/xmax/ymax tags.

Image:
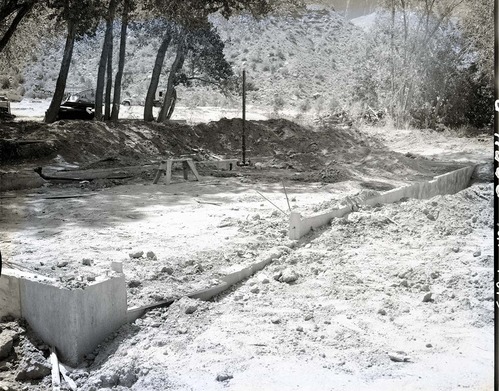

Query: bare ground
<box><xmin>0</xmin><ymin>119</ymin><xmax>493</xmax><ymax>390</ymax></box>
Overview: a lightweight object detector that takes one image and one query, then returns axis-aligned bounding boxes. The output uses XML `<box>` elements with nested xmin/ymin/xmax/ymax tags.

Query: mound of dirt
<box><xmin>0</xmin><ymin>118</ymin><xmax>466</xmax><ymax>184</ymax></box>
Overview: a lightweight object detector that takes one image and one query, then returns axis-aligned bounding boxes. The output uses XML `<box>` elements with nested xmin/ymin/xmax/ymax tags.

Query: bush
<box><xmin>273</xmin><ymin>94</ymin><xmax>285</xmax><ymax>112</ymax></box>
<box><xmin>300</xmin><ymin>100</ymin><xmax>311</xmax><ymax>112</ymax></box>
<box><xmin>0</xmin><ymin>76</ymin><xmax>11</xmax><ymax>89</ymax></box>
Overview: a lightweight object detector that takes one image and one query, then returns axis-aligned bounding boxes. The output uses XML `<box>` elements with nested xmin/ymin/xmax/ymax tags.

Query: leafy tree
<box><xmin>143</xmin><ymin>0</ymin><xmax>300</xmax><ymax>122</ymax></box>
<box><xmin>157</xmin><ymin>31</ymin><xmax>186</xmax><ymax>122</ymax></box>
<box><xmin>459</xmin><ymin>0</ymin><xmax>492</xmax><ymax>79</ymax></box>
<box><xmin>44</xmin><ymin>0</ymin><xmax>102</xmax><ymax>123</ymax></box>
<box><xmin>111</xmin><ymin>0</ymin><xmax>136</xmax><ymax>120</ymax></box>
<box><xmin>95</xmin><ymin>0</ymin><xmax>119</xmax><ymax>121</ymax></box>
<box><xmin>0</xmin><ymin>0</ymin><xmax>36</xmax><ymax>53</ymax></box>
<box><xmin>0</xmin><ymin>2</ymin><xmax>51</xmax><ymax>99</ymax></box>
<box><xmin>157</xmin><ymin>23</ymin><xmax>234</xmax><ymax>121</ymax></box>
<box><xmin>353</xmin><ymin>0</ymin><xmax>492</xmax><ymax>128</ymax></box>
<box><xmin>143</xmin><ymin>19</ymin><xmax>173</xmax><ymax>121</ymax></box>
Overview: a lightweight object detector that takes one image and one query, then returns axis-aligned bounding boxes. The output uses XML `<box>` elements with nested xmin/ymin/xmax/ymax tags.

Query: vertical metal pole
<box><xmin>494</xmin><ymin>1</ymin><xmax>498</xmax><ymax>389</ymax></box>
<box><xmin>242</xmin><ymin>69</ymin><xmax>246</xmax><ymax>164</ymax></box>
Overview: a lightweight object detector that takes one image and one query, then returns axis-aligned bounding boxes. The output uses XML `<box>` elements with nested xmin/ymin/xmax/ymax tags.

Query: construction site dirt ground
<box><xmin>0</xmin><ymin>118</ymin><xmax>494</xmax><ymax>390</ymax></box>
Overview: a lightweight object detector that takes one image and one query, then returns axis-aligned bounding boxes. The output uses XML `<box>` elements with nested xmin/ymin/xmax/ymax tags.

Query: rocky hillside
<box><xmin>18</xmin><ymin>6</ymin><xmax>367</xmax><ymax>114</ymax></box>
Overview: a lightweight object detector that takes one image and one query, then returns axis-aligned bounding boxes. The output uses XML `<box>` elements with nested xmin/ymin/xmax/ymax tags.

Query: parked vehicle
<box><xmin>57</xmin><ymin>89</ymin><xmax>95</xmax><ymax>120</ymax></box>
<box><xmin>153</xmin><ymin>90</ymin><xmax>165</xmax><ymax>107</ymax></box>
<box><xmin>122</xmin><ymin>90</ymin><xmax>164</xmax><ymax>107</ymax></box>
<box><xmin>0</xmin><ymin>96</ymin><xmax>15</xmax><ymax>120</ymax></box>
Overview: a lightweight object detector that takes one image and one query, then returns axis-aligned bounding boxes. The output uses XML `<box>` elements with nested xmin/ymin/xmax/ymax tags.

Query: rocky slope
<box><xmin>17</xmin><ymin>7</ymin><xmax>366</xmax><ymax>114</ymax></box>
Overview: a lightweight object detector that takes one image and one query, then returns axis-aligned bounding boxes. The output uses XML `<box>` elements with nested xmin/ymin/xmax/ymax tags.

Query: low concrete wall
<box><xmin>127</xmin><ymin>248</ymin><xmax>286</xmax><ymax>320</ymax></box>
<box><xmin>0</xmin><ymin>268</ymin><xmax>55</xmax><ymax>319</ymax></box>
<box><xmin>20</xmin><ymin>275</ymin><xmax>127</xmax><ymax>365</ymax></box>
<box><xmin>0</xmin><ymin>269</ymin><xmax>22</xmax><ymax>319</ymax></box>
<box><xmin>190</xmin><ymin>248</ymin><xmax>283</xmax><ymax>300</ymax></box>
<box><xmin>288</xmin><ymin>206</ymin><xmax>352</xmax><ymax>240</ymax></box>
<box><xmin>0</xmin><ymin>270</ymin><xmax>128</xmax><ymax>366</ymax></box>
<box><xmin>289</xmin><ymin>166</ymin><xmax>475</xmax><ymax>240</ymax></box>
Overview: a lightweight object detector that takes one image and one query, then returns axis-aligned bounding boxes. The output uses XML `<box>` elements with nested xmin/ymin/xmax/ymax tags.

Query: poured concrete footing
<box><xmin>289</xmin><ymin>165</ymin><xmax>476</xmax><ymax>240</ymax></box>
<box><xmin>127</xmin><ymin>247</ymin><xmax>286</xmax><ymax>322</ymax></box>
<box><xmin>0</xmin><ymin>269</ymin><xmax>127</xmax><ymax>366</ymax></box>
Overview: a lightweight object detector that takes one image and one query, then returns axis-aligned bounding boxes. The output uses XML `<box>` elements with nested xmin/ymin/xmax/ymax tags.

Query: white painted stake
<box><xmin>50</xmin><ymin>346</ymin><xmax>61</xmax><ymax>391</ymax></box>
<box><xmin>60</xmin><ymin>363</ymin><xmax>78</xmax><ymax>391</ymax></box>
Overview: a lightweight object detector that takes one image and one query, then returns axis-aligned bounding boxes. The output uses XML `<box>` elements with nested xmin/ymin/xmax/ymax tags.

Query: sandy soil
<box><xmin>361</xmin><ymin>125</ymin><xmax>491</xmax><ymax>164</ymax></box>
<box><xmin>0</xmin><ymin>120</ymin><xmax>493</xmax><ymax>390</ymax></box>
<box><xmin>1</xmin><ymin>177</ymin><xmax>368</xmax><ymax>308</ymax></box>
<box><xmin>9</xmin><ymin>100</ymin><xmax>281</xmax><ymax>124</ymax></box>
<box><xmin>2</xmin><ymin>181</ymin><xmax>491</xmax><ymax>391</ymax></box>
<box><xmin>74</xmin><ymin>182</ymin><xmax>492</xmax><ymax>391</ymax></box>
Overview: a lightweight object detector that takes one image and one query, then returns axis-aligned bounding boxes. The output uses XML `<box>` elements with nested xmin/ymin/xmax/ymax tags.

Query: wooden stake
<box><xmin>60</xmin><ymin>363</ymin><xmax>78</xmax><ymax>391</ymax></box>
<box><xmin>50</xmin><ymin>346</ymin><xmax>61</xmax><ymax>391</ymax></box>
<box><xmin>282</xmin><ymin>181</ymin><xmax>292</xmax><ymax>212</ymax></box>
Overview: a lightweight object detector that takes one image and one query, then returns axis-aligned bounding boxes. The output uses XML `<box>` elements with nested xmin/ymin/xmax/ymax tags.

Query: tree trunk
<box><xmin>389</xmin><ymin>0</ymin><xmax>395</xmax><ymax>119</ymax></box>
<box><xmin>401</xmin><ymin>0</ymin><xmax>408</xmax><ymax>67</ymax></box>
<box><xmin>111</xmin><ymin>0</ymin><xmax>129</xmax><ymax>121</ymax></box>
<box><xmin>44</xmin><ymin>21</ymin><xmax>76</xmax><ymax>123</ymax></box>
<box><xmin>166</xmin><ymin>88</ymin><xmax>177</xmax><ymax>119</ymax></box>
<box><xmin>157</xmin><ymin>40</ymin><xmax>185</xmax><ymax>122</ymax></box>
<box><xmin>95</xmin><ymin>0</ymin><xmax>117</xmax><ymax>121</ymax></box>
<box><xmin>104</xmin><ymin>17</ymin><xmax>114</xmax><ymax>120</ymax></box>
<box><xmin>144</xmin><ymin>31</ymin><xmax>172</xmax><ymax>121</ymax></box>
<box><xmin>0</xmin><ymin>3</ymin><xmax>33</xmax><ymax>53</ymax></box>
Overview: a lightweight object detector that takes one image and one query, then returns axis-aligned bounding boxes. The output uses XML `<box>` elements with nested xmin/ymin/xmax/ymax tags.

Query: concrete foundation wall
<box><xmin>73</xmin><ymin>276</ymin><xmax>127</xmax><ymax>364</ymax></box>
<box><xmin>129</xmin><ymin>248</ymin><xmax>287</xmax><ymax>321</ymax></box>
<box><xmin>289</xmin><ymin>206</ymin><xmax>351</xmax><ymax>240</ymax></box>
<box><xmin>190</xmin><ymin>249</ymin><xmax>282</xmax><ymax>300</ymax></box>
<box><xmin>2</xmin><ymin>274</ymin><xmax>128</xmax><ymax>366</ymax></box>
<box><xmin>20</xmin><ymin>280</ymin><xmax>80</xmax><ymax>363</ymax></box>
<box><xmin>290</xmin><ymin>166</ymin><xmax>475</xmax><ymax>240</ymax></box>
<box><xmin>0</xmin><ymin>270</ymin><xmax>21</xmax><ymax>319</ymax></box>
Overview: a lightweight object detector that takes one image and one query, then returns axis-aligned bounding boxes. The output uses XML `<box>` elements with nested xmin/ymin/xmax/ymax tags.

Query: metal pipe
<box><xmin>242</xmin><ymin>69</ymin><xmax>246</xmax><ymax>164</ymax></box>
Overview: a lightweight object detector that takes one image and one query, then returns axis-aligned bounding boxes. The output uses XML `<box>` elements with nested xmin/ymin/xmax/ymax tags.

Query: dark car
<box><xmin>57</xmin><ymin>89</ymin><xmax>95</xmax><ymax>120</ymax></box>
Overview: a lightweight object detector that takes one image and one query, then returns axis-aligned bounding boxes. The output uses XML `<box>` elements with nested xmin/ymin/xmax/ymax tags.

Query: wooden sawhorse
<box><xmin>153</xmin><ymin>158</ymin><xmax>201</xmax><ymax>185</ymax></box>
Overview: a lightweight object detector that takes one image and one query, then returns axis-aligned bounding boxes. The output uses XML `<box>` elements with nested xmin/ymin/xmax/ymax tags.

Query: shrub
<box><xmin>300</xmin><ymin>100</ymin><xmax>311</xmax><ymax>112</ymax></box>
<box><xmin>273</xmin><ymin>94</ymin><xmax>285</xmax><ymax>112</ymax></box>
<box><xmin>0</xmin><ymin>76</ymin><xmax>11</xmax><ymax>89</ymax></box>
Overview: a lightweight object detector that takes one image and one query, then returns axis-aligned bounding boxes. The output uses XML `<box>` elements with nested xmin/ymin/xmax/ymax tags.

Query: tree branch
<box><xmin>0</xmin><ymin>2</ymin><xmax>32</xmax><ymax>53</ymax></box>
<box><xmin>0</xmin><ymin>0</ymin><xmax>22</xmax><ymax>23</ymax></box>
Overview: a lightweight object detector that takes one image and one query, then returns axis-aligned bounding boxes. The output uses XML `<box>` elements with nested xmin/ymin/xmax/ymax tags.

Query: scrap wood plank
<box><xmin>60</xmin><ymin>363</ymin><xmax>78</xmax><ymax>391</ymax></box>
<box><xmin>196</xmin><ymin>200</ymin><xmax>222</xmax><ymax>206</ymax></box>
<box><xmin>24</xmin><ymin>193</ymin><xmax>97</xmax><ymax>200</ymax></box>
<box><xmin>41</xmin><ymin>194</ymin><xmax>97</xmax><ymax>200</ymax></box>
<box><xmin>50</xmin><ymin>346</ymin><xmax>61</xmax><ymax>391</ymax></box>
<box><xmin>0</xmin><ymin>138</ymin><xmax>51</xmax><ymax>144</ymax></box>
<box><xmin>34</xmin><ymin>167</ymin><xmax>133</xmax><ymax>182</ymax></box>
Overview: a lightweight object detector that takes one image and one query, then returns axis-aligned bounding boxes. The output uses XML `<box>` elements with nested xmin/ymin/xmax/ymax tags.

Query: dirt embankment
<box><xmin>0</xmin><ymin>119</ymin><xmax>465</xmax><ymax>185</ymax></box>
